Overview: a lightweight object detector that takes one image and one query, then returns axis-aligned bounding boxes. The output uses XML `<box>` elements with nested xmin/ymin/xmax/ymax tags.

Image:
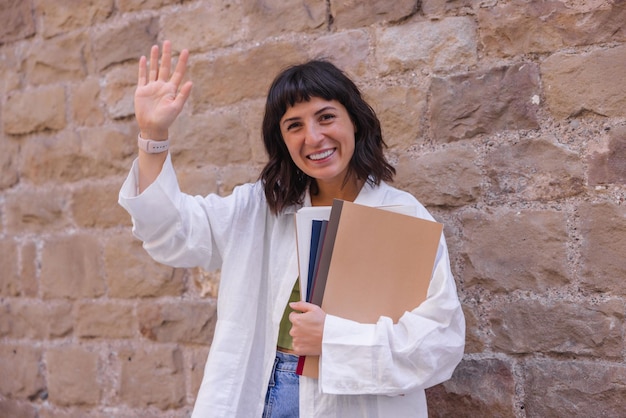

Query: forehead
<box><xmin>281</xmin><ymin>97</ymin><xmax>344</xmax><ymax>119</ymax></box>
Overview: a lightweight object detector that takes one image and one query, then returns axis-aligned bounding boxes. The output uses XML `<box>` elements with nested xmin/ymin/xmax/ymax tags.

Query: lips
<box><xmin>308</xmin><ymin>148</ymin><xmax>335</xmax><ymax>161</ymax></box>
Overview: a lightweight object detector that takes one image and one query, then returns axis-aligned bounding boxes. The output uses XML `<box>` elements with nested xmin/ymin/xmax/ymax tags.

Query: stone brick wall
<box><xmin>1</xmin><ymin>0</ymin><xmax>625</xmax><ymax>416</ymax></box>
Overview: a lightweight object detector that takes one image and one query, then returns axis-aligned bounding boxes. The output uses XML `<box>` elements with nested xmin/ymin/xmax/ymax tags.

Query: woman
<box><xmin>119</xmin><ymin>41</ymin><xmax>465</xmax><ymax>418</ymax></box>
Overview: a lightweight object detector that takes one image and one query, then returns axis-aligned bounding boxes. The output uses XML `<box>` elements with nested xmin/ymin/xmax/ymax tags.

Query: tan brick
<box><xmin>0</xmin><ymin>398</ymin><xmax>37</xmax><ymax>418</ymax></box>
<box><xmin>118</xmin><ymin>346</ymin><xmax>185</xmax><ymax>409</ymax></box>
<box><xmin>245</xmin><ymin>0</ymin><xmax>326</xmax><ymax>37</ymax></box>
<box><xmin>430</xmin><ymin>63</ymin><xmax>540</xmax><ymax>142</ymax></box>
<box><xmin>190</xmin><ymin>42</ymin><xmax>308</xmax><ymax>109</ymax></box>
<box><xmin>76</xmin><ymin>125</ymin><xmax>137</xmax><ymax>177</ymax></box>
<box><xmin>0</xmin><ymin>238</ymin><xmax>19</xmax><ymax>296</ymax></box>
<box><xmin>0</xmin><ymin>344</ymin><xmax>45</xmax><ymax>399</ymax></box>
<box><xmin>460</xmin><ymin>208</ymin><xmax>570</xmax><ymax>292</ymax></box>
<box><xmin>101</xmin><ymin>63</ymin><xmax>136</xmax><ymax>120</ymax></box>
<box><xmin>309</xmin><ymin>30</ymin><xmax>371</xmax><ymax>78</ymax></box>
<box><xmin>117</xmin><ymin>0</ymin><xmax>181</xmax><ymax>13</ymax></box>
<box><xmin>375</xmin><ymin>17</ymin><xmax>477</xmax><ymax>75</ymax></box>
<box><xmin>92</xmin><ymin>17</ymin><xmax>159</xmax><ymax>72</ymax></box>
<box><xmin>395</xmin><ymin>145</ymin><xmax>482</xmax><ymax>207</ymax></box>
<box><xmin>47</xmin><ymin>346</ymin><xmax>100</xmax><ymax>406</ymax></box>
<box><xmin>104</xmin><ymin>232</ymin><xmax>184</xmax><ymax>298</ymax></box>
<box><xmin>188</xmin><ymin>346</ymin><xmax>211</xmax><ymax>400</ymax></box>
<box><xmin>170</xmin><ymin>107</ymin><xmax>252</xmax><ymax>167</ymax></box>
<box><xmin>542</xmin><ymin>44</ymin><xmax>626</xmax><ymax>118</ymax></box>
<box><xmin>76</xmin><ymin>301</ymin><xmax>135</xmax><ymax>339</ymax></box>
<box><xmin>479</xmin><ymin>1</ymin><xmax>626</xmax><ymax>57</ymax></box>
<box><xmin>72</xmin><ymin>181</ymin><xmax>132</xmax><ymax>229</ymax></box>
<box><xmin>25</xmin><ymin>32</ymin><xmax>90</xmax><ymax>85</ymax></box>
<box><xmin>486</xmin><ymin>137</ymin><xmax>585</xmax><ymax>201</ymax></box>
<box><xmin>137</xmin><ymin>300</ymin><xmax>216</xmax><ymax>344</ymax></box>
<box><xmin>332</xmin><ymin>0</ymin><xmax>415</xmax><ymax>29</ymax></box>
<box><xmin>240</xmin><ymin>99</ymin><xmax>269</xmax><ymax>165</ymax></box>
<box><xmin>71</xmin><ymin>77</ymin><xmax>105</xmax><ymax>126</ymax></box>
<box><xmin>4</xmin><ymin>86</ymin><xmax>66</xmax><ymax>135</ymax></box>
<box><xmin>579</xmin><ymin>202</ymin><xmax>626</xmax><ymax>294</ymax></box>
<box><xmin>490</xmin><ymin>299</ymin><xmax>624</xmax><ymax>357</ymax></box>
<box><xmin>4</xmin><ymin>187</ymin><xmax>71</xmax><ymax>235</ymax></box>
<box><xmin>524</xmin><ymin>359</ymin><xmax>626</xmax><ymax>416</ymax></box>
<box><xmin>36</xmin><ymin>0</ymin><xmax>114</xmax><ymax>38</ymax></box>
<box><xmin>0</xmin><ymin>135</ymin><xmax>19</xmax><ymax>189</ymax></box>
<box><xmin>41</xmin><ymin>234</ymin><xmax>105</xmax><ymax>300</ymax></box>
<box><xmin>177</xmin><ymin>167</ymin><xmax>219</xmax><ymax>198</ymax></box>
<box><xmin>4</xmin><ymin>300</ymin><xmax>73</xmax><ymax>339</ymax></box>
<box><xmin>426</xmin><ymin>358</ymin><xmax>515</xmax><ymax>417</ymax></box>
<box><xmin>0</xmin><ymin>0</ymin><xmax>35</xmax><ymax>43</ymax></box>
<box><xmin>21</xmin><ymin>241</ymin><xmax>39</xmax><ymax>297</ymax></box>
<box><xmin>219</xmin><ymin>164</ymin><xmax>264</xmax><ymax>195</ymax></box>
<box><xmin>363</xmin><ymin>82</ymin><xmax>427</xmax><ymax>150</ymax></box>
<box><xmin>162</xmin><ymin>1</ymin><xmax>246</xmax><ymax>51</ymax></box>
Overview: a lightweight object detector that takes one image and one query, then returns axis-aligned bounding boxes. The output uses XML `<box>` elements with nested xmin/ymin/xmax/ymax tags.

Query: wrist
<box><xmin>137</xmin><ymin>134</ymin><xmax>170</xmax><ymax>153</ymax></box>
<box><xmin>139</xmin><ymin>130</ymin><xmax>168</xmax><ymax>141</ymax></box>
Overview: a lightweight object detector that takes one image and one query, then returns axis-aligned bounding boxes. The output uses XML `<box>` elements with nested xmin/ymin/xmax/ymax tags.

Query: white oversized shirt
<box><xmin>118</xmin><ymin>154</ymin><xmax>465</xmax><ymax>418</ymax></box>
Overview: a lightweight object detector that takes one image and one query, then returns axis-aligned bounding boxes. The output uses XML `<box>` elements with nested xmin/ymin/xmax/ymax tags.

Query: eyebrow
<box><xmin>281</xmin><ymin>105</ymin><xmax>337</xmax><ymax>127</ymax></box>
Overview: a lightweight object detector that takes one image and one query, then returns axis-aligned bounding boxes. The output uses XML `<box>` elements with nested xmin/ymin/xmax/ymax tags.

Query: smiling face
<box><xmin>280</xmin><ymin>97</ymin><xmax>356</xmax><ymax>189</ymax></box>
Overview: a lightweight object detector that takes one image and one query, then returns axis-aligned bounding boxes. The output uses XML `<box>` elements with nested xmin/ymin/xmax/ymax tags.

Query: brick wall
<box><xmin>1</xmin><ymin>0</ymin><xmax>625</xmax><ymax>417</ymax></box>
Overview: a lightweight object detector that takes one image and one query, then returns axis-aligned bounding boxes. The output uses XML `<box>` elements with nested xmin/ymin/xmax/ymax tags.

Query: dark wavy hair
<box><xmin>260</xmin><ymin>60</ymin><xmax>395</xmax><ymax>214</ymax></box>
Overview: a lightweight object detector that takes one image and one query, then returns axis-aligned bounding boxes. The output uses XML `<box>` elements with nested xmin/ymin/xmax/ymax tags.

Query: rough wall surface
<box><xmin>1</xmin><ymin>0</ymin><xmax>625</xmax><ymax>417</ymax></box>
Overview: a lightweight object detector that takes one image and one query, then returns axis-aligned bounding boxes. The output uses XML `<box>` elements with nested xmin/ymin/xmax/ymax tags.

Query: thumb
<box><xmin>289</xmin><ymin>301</ymin><xmax>315</xmax><ymax>313</ymax></box>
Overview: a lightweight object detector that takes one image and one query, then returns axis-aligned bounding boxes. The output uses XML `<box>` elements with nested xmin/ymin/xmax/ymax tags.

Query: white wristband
<box><xmin>137</xmin><ymin>134</ymin><xmax>170</xmax><ymax>153</ymax></box>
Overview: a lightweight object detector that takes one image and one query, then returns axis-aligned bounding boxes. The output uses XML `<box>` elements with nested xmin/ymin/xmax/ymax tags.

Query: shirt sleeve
<box><xmin>318</xmin><ymin>238</ymin><xmax>465</xmax><ymax>395</ymax></box>
<box><xmin>117</xmin><ymin>155</ymin><xmax>221</xmax><ymax>271</ymax></box>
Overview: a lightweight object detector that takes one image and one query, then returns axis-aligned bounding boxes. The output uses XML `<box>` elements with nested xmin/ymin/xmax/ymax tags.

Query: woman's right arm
<box><xmin>134</xmin><ymin>40</ymin><xmax>193</xmax><ymax>193</ymax></box>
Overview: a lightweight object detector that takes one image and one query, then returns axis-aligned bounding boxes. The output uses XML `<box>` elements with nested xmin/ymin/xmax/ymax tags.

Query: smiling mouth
<box><xmin>308</xmin><ymin>149</ymin><xmax>335</xmax><ymax>161</ymax></box>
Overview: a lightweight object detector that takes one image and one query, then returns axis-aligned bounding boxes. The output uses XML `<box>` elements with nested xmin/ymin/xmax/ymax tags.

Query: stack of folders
<box><xmin>294</xmin><ymin>199</ymin><xmax>444</xmax><ymax>378</ymax></box>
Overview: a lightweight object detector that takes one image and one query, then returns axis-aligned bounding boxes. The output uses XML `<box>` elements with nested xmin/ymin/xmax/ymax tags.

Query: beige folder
<box><xmin>298</xmin><ymin>199</ymin><xmax>443</xmax><ymax>378</ymax></box>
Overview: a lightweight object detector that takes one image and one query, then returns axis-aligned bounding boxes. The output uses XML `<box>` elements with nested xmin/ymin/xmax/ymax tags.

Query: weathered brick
<box><xmin>219</xmin><ymin>164</ymin><xmax>264</xmax><ymax>195</ymax></box>
<box><xmin>36</xmin><ymin>0</ymin><xmax>114</xmax><ymax>38</ymax></box>
<box><xmin>41</xmin><ymin>234</ymin><xmax>105</xmax><ymax>300</ymax></box>
<box><xmin>4</xmin><ymin>187</ymin><xmax>71</xmax><ymax>234</ymax></box>
<box><xmin>460</xmin><ymin>208</ymin><xmax>570</xmax><ymax>292</ymax></box>
<box><xmin>137</xmin><ymin>301</ymin><xmax>216</xmax><ymax>344</ymax></box>
<box><xmin>587</xmin><ymin>123</ymin><xmax>626</xmax><ymax>185</ymax></box>
<box><xmin>0</xmin><ymin>0</ymin><xmax>35</xmax><ymax>43</ymax></box>
<box><xmin>72</xmin><ymin>181</ymin><xmax>131</xmax><ymax>229</ymax></box>
<box><xmin>430</xmin><ymin>63</ymin><xmax>540</xmax><ymax>142</ymax></box>
<box><xmin>118</xmin><ymin>346</ymin><xmax>185</xmax><ymax>409</ymax></box>
<box><xmin>0</xmin><ymin>344</ymin><xmax>45</xmax><ymax>399</ymax></box>
<box><xmin>375</xmin><ymin>17</ymin><xmax>477</xmax><ymax>75</ymax></box>
<box><xmin>176</xmin><ymin>167</ymin><xmax>219</xmax><ymax>198</ymax></box>
<box><xmin>188</xmin><ymin>346</ymin><xmax>211</xmax><ymax>399</ymax></box>
<box><xmin>486</xmin><ymin>137</ymin><xmax>585</xmax><ymax>202</ymax></box>
<box><xmin>395</xmin><ymin>145</ymin><xmax>482</xmax><ymax>207</ymax></box>
<box><xmin>47</xmin><ymin>346</ymin><xmax>100</xmax><ymax>406</ymax></box>
<box><xmin>479</xmin><ymin>1</ymin><xmax>626</xmax><ymax>57</ymax></box>
<box><xmin>4</xmin><ymin>300</ymin><xmax>73</xmax><ymax>339</ymax></box>
<box><xmin>102</xmin><ymin>63</ymin><xmax>136</xmax><ymax>120</ymax></box>
<box><xmin>71</xmin><ymin>76</ymin><xmax>105</xmax><ymax>126</ymax></box>
<box><xmin>117</xmin><ymin>0</ymin><xmax>182</xmax><ymax>13</ymax></box>
<box><xmin>364</xmin><ymin>82</ymin><xmax>426</xmax><ymax>150</ymax></box>
<box><xmin>245</xmin><ymin>0</ymin><xmax>326</xmax><ymax>37</ymax></box>
<box><xmin>460</xmin><ymin>305</ymin><xmax>484</xmax><ymax>353</ymax></box>
<box><xmin>0</xmin><ymin>238</ymin><xmax>19</xmax><ymax>296</ymax></box>
<box><xmin>20</xmin><ymin>241</ymin><xmax>39</xmax><ymax>297</ymax></box>
<box><xmin>332</xmin><ymin>0</ymin><xmax>415</xmax><ymax>29</ymax></box>
<box><xmin>161</xmin><ymin>1</ymin><xmax>246</xmax><ymax>51</ymax></box>
<box><xmin>0</xmin><ymin>398</ymin><xmax>37</xmax><ymax>418</ymax></box>
<box><xmin>489</xmin><ymin>299</ymin><xmax>624</xmax><ymax>357</ymax></box>
<box><xmin>541</xmin><ymin>44</ymin><xmax>626</xmax><ymax>118</ymax></box>
<box><xmin>240</xmin><ymin>99</ymin><xmax>269</xmax><ymax>164</ymax></box>
<box><xmin>190</xmin><ymin>42</ymin><xmax>308</xmax><ymax>109</ymax></box>
<box><xmin>170</xmin><ymin>107</ymin><xmax>252</xmax><ymax>167</ymax></box>
<box><xmin>4</xmin><ymin>86</ymin><xmax>66</xmax><ymax>135</ymax></box>
<box><xmin>25</xmin><ymin>32</ymin><xmax>90</xmax><ymax>85</ymax></box>
<box><xmin>309</xmin><ymin>30</ymin><xmax>370</xmax><ymax>78</ymax></box>
<box><xmin>579</xmin><ymin>202</ymin><xmax>626</xmax><ymax>294</ymax></box>
<box><xmin>427</xmin><ymin>358</ymin><xmax>515</xmax><ymax>417</ymax></box>
<box><xmin>92</xmin><ymin>17</ymin><xmax>159</xmax><ymax>72</ymax></box>
<box><xmin>524</xmin><ymin>359</ymin><xmax>626</xmax><ymax>417</ymax></box>
<box><xmin>0</xmin><ymin>135</ymin><xmax>19</xmax><ymax>189</ymax></box>
<box><xmin>104</xmin><ymin>232</ymin><xmax>184</xmax><ymax>298</ymax></box>
<box><xmin>76</xmin><ymin>301</ymin><xmax>135</xmax><ymax>339</ymax></box>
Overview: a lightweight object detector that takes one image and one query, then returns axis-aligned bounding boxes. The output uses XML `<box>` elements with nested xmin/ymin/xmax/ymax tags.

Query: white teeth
<box><xmin>309</xmin><ymin>149</ymin><xmax>334</xmax><ymax>160</ymax></box>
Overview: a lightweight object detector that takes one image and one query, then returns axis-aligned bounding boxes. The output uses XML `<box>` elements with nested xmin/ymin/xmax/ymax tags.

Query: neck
<box><xmin>311</xmin><ymin>176</ymin><xmax>365</xmax><ymax>206</ymax></box>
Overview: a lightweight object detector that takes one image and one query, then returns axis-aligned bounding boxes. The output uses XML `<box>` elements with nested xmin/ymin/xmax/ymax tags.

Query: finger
<box><xmin>170</xmin><ymin>48</ymin><xmax>189</xmax><ymax>87</ymax></box>
<box><xmin>137</xmin><ymin>55</ymin><xmax>147</xmax><ymax>86</ymax></box>
<box><xmin>174</xmin><ymin>81</ymin><xmax>193</xmax><ymax>107</ymax></box>
<box><xmin>148</xmin><ymin>44</ymin><xmax>159</xmax><ymax>82</ymax></box>
<box><xmin>159</xmin><ymin>40</ymin><xmax>172</xmax><ymax>81</ymax></box>
<box><xmin>290</xmin><ymin>301</ymin><xmax>314</xmax><ymax>313</ymax></box>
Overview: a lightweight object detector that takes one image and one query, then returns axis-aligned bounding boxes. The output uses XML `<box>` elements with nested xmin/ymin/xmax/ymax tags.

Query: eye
<box><xmin>319</xmin><ymin>113</ymin><xmax>336</xmax><ymax>123</ymax></box>
<box><xmin>286</xmin><ymin>121</ymin><xmax>302</xmax><ymax>131</ymax></box>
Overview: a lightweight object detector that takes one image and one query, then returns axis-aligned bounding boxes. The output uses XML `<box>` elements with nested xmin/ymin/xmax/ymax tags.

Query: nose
<box><xmin>304</xmin><ymin>123</ymin><xmax>324</xmax><ymax>146</ymax></box>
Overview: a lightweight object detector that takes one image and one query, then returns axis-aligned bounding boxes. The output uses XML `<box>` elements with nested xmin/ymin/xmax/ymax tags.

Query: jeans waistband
<box><xmin>275</xmin><ymin>350</ymin><xmax>298</xmax><ymax>373</ymax></box>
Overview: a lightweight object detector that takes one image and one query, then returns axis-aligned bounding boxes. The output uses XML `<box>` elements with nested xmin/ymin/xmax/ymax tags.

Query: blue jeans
<box><xmin>263</xmin><ymin>351</ymin><xmax>299</xmax><ymax>418</ymax></box>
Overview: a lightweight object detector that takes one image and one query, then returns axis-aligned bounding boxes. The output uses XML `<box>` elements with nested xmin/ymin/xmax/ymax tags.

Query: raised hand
<box><xmin>135</xmin><ymin>40</ymin><xmax>193</xmax><ymax>140</ymax></box>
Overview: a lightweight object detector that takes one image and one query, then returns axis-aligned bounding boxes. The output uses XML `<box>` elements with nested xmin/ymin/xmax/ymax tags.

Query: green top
<box><xmin>277</xmin><ymin>279</ymin><xmax>300</xmax><ymax>350</ymax></box>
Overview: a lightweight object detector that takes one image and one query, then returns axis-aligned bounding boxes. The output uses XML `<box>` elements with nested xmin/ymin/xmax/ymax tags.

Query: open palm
<box><xmin>134</xmin><ymin>40</ymin><xmax>192</xmax><ymax>139</ymax></box>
